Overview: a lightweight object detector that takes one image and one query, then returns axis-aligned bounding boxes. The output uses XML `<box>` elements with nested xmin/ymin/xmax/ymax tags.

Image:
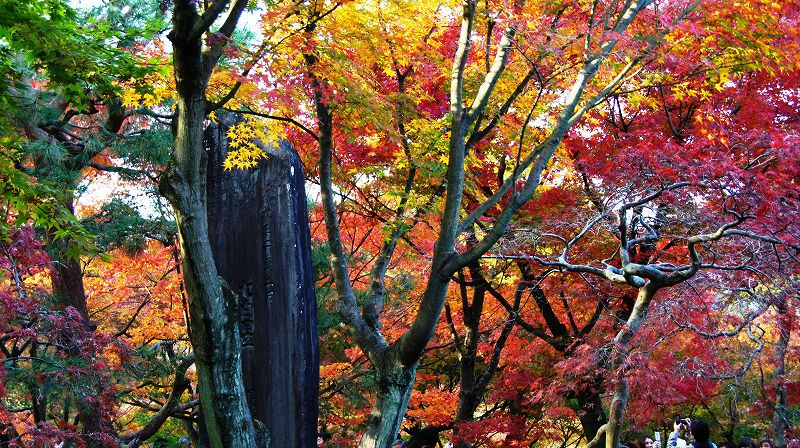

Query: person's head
<box><xmin>758</xmin><ymin>439</ymin><xmax>773</xmax><ymax>448</ymax></box>
<box><xmin>646</xmin><ymin>437</ymin><xmax>656</xmax><ymax>448</ymax></box>
<box><xmin>722</xmin><ymin>442</ymin><xmax>737</xmax><ymax>448</ymax></box>
<box><xmin>739</xmin><ymin>438</ymin><xmax>757</xmax><ymax>448</ymax></box>
<box><xmin>690</xmin><ymin>420</ymin><xmax>710</xmax><ymax>444</ymax></box>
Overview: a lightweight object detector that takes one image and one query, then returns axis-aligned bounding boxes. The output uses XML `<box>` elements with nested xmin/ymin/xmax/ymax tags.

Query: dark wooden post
<box><xmin>206</xmin><ymin>113</ymin><xmax>319</xmax><ymax>448</ymax></box>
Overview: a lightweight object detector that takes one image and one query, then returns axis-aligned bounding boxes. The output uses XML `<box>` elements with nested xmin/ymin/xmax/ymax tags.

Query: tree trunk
<box><xmin>772</xmin><ymin>296</ymin><xmax>792</xmax><ymax>448</ymax></box>
<box><xmin>455</xmin><ymin>270</ymin><xmax>484</xmax><ymax>425</ymax></box>
<box><xmin>605</xmin><ymin>283</ymin><xmax>659</xmax><ymax>448</ymax></box>
<box><xmin>206</xmin><ymin>113</ymin><xmax>319</xmax><ymax>448</ymax></box>
<box><xmin>455</xmin><ymin>352</ymin><xmax>480</xmax><ymax>422</ymax></box>
<box><xmin>575</xmin><ymin>381</ymin><xmax>608</xmax><ymax>445</ymax></box>
<box><xmin>160</xmin><ymin>25</ymin><xmax>261</xmax><ymax>444</ymax></box>
<box><xmin>48</xmin><ymin>241</ymin><xmax>89</xmax><ymax>321</ymax></box>
<box><xmin>453</xmin><ymin>320</ymin><xmax>480</xmax><ymax>448</ymax></box>
<box><xmin>360</xmin><ymin>361</ymin><xmax>418</xmax><ymax>448</ymax></box>
<box><xmin>453</xmin><ymin>322</ymin><xmax>482</xmax><ymax>448</ymax></box>
<box><xmin>45</xmin><ymin>198</ymin><xmax>110</xmax><ymax>442</ymax></box>
<box><xmin>606</xmin><ymin>364</ymin><xmax>631</xmax><ymax>448</ymax></box>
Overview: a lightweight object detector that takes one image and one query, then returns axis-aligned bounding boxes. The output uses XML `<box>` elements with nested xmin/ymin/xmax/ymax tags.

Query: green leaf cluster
<box><xmin>0</xmin><ymin>150</ymin><xmax>90</xmax><ymax>248</ymax></box>
<box><xmin>81</xmin><ymin>0</ymin><xmax>169</xmax><ymax>48</ymax></box>
<box><xmin>82</xmin><ymin>198</ymin><xmax>176</xmax><ymax>254</ymax></box>
<box><xmin>0</xmin><ymin>0</ymin><xmax>147</xmax><ymax>112</ymax></box>
<box><xmin>109</xmin><ymin>128</ymin><xmax>173</xmax><ymax>172</ymax></box>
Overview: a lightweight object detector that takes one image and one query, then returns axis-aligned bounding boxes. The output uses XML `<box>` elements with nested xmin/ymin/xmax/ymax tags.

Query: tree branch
<box><xmin>88</xmin><ymin>161</ymin><xmax>158</xmax><ymax>182</ymax></box>
<box><xmin>200</xmin><ymin>0</ymin><xmax>250</xmax><ymax>82</ymax></box>
<box><xmin>122</xmin><ymin>355</ymin><xmax>195</xmax><ymax>447</ymax></box>
<box><xmin>228</xmin><ymin>106</ymin><xmax>319</xmax><ymax>141</ymax></box>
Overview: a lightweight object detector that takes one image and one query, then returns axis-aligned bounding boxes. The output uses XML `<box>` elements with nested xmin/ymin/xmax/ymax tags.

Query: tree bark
<box><xmin>454</xmin><ymin>265</ymin><xmax>486</xmax><ymax>426</ymax></box>
<box><xmin>605</xmin><ymin>283</ymin><xmax>659</xmax><ymax>448</ymax></box>
<box><xmin>574</xmin><ymin>378</ymin><xmax>608</xmax><ymax>445</ymax></box>
<box><xmin>772</xmin><ymin>296</ymin><xmax>792</xmax><ymax>448</ymax></box>
<box><xmin>45</xmin><ymin>197</ymin><xmax>110</xmax><ymax>442</ymax></box>
<box><xmin>160</xmin><ymin>4</ymin><xmax>261</xmax><ymax>444</ymax></box>
<box><xmin>360</xmin><ymin>359</ymin><xmax>418</xmax><ymax>448</ymax></box>
<box><xmin>48</xmin><ymin>232</ymin><xmax>90</xmax><ymax>322</ymax></box>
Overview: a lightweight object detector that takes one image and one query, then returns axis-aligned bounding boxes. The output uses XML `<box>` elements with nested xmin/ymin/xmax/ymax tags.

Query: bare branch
<box><xmin>228</xmin><ymin>106</ymin><xmax>319</xmax><ymax>141</ymax></box>
<box><xmin>122</xmin><ymin>354</ymin><xmax>195</xmax><ymax>447</ymax></box>
<box><xmin>89</xmin><ymin>161</ymin><xmax>158</xmax><ymax>182</ymax></box>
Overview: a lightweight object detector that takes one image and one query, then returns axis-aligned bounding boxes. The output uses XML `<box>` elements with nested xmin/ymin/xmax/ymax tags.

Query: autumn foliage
<box><xmin>1</xmin><ymin>0</ymin><xmax>800</xmax><ymax>447</ymax></box>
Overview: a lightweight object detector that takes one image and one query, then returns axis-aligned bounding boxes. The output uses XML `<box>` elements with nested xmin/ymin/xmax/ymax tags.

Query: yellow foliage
<box><xmin>407</xmin><ymin>387</ymin><xmax>459</xmax><ymax>427</ymax></box>
<box><xmin>119</xmin><ymin>42</ymin><xmax>174</xmax><ymax>109</ymax></box>
<box><xmin>320</xmin><ymin>362</ymin><xmax>352</xmax><ymax>380</ymax></box>
<box><xmin>84</xmin><ymin>242</ymin><xmax>186</xmax><ymax>345</ymax></box>
<box><xmin>223</xmin><ymin>116</ymin><xmax>278</xmax><ymax>170</ymax></box>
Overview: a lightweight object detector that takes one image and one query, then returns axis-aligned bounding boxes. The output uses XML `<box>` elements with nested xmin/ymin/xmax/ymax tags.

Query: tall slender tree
<box><xmin>156</xmin><ymin>0</ymin><xmax>272</xmax><ymax>446</ymax></box>
<box><xmin>309</xmin><ymin>1</ymin><xmax>709</xmax><ymax>446</ymax></box>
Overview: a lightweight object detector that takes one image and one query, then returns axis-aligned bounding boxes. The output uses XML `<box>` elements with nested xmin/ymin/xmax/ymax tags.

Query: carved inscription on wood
<box><xmin>206</xmin><ymin>114</ymin><xmax>319</xmax><ymax>448</ymax></box>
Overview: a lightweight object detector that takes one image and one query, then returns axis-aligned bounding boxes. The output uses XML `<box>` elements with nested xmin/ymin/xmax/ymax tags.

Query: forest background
<box><xmin>0</xmin><ymin>0</ymin><xmax>799</xmax><ymax>447</ymax></box>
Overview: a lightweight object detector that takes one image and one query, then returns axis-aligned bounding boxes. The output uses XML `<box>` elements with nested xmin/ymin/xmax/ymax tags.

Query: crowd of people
<box><xmin>624</xmin><ymin>418</ymin><xmax>781</xmax><ymax>448</ymax></box>
<box><xmin>386</xmin><ymin>418</ymin><xmax>790</xmax><ymax>448</ymax></box>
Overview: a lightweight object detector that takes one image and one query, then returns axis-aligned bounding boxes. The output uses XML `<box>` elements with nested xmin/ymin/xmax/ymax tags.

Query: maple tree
<box><xmin>435</xmin><ymin>3</ymin><xmax>800</xmax><ymax>440</ymax></box>
<box><xmin>248</xmin><ymin>0</ymin><xmax>799</xmax><ymax>446</ymax></box>
<box><xmin>204</xmin><ymin>0</ymin><xmax>800</xmax><ymax>446</ymax></box>
<box><xmin>0</xmin><ymin>225</ymin><xmax>194</xmax><ymax>447</ymax></box>
<box><xmin>250</xmin><ymin>0</ymin><xmax>800</xmax><ymax>445</ymax></box>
